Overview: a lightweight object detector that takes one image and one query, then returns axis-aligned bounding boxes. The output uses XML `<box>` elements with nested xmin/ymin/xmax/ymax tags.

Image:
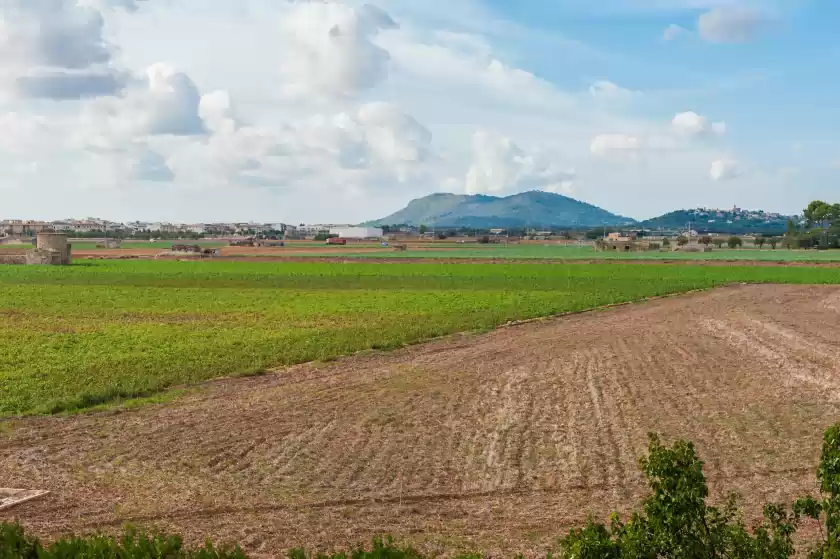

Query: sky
<box><xmin>0</xmin><ymin>0</ymin><xmax>837</xmax><ymax>223</ymax></box>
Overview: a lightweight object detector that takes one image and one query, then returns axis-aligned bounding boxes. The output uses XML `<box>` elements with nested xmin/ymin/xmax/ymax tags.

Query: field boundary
<box><xmin>498</xmin><ymin>283</ymin><xmax>744</xmax><ymax>330</ymax></box>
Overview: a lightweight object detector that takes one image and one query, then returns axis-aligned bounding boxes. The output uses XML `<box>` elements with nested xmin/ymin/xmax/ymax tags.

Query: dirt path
<box><xmin>2</xmin><ymin>284</ymin><xmax>838</xmax><ymax>556</ymax></box>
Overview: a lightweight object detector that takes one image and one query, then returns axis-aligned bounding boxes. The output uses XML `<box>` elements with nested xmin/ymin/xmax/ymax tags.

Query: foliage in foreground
<box><xmin>0</xmin><ymin>524</ymin><xmax>246</xmax><ymax>558</ymax></box>
<box><xmin>560</xmin><ymin>422</ymin><xmax>840</xmax><ymax>558</ymax></box>
<box><xmin>4</xmin><ymin>423</ymin><xmax>840</xmax><ymax>558</ymax></box>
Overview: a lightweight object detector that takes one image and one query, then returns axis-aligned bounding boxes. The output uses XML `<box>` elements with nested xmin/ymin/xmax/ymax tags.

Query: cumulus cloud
<box><xmin>465</xmin><ymin>131</ymin><xmax>574</xmax><ymax>195</ymax></box>
<box><xmin>294</xmin><ymin>102</ymin><xmax>433</xmax><ymax>180</ymax></box>
<box><xmin>128</xmin><ymin>147</ymin><xmax>174</xmax><ymax>182</ymax></box>
<box><xmin>356</xmin><ymin>102</ymin><xmax>432</xmax><ymax>167</ymax></box>
<box><xmin>589</xmin><ymin>80</ymin><xmax>636</xmax><ymax>103</ymax></box>
<box><xmin>0</xmin><ymin>0</ymin><xmax>126</xmax><ymax>99</ymax></box>
<box><xmin>166</xmin><ymin>100</ymin><xmax>433</xmax><ymax>190</ymax></box>
<box><xmin>199</xmin><ymin>90</ymin><xmax>237</xmax><ymax>133</ymax></box>
<box><xmin>78</xmin><ymin>0</ymin><xmax>144</xmax><ymax>11</ymax></box>
<box><xmin>82</xmin><ymin>63</ymin><xmax>205</xmax><ymax>146</ymax></box>
<box><xmin>590</xmin><ymin>134</ymin><xmax>641</xmax><ymax>158</ymax></box>
<box><xmin>672</xmin><ymin>111</ymin><xmax>726</xmax><ymax>138</ymax></box>
<box><xmin>710</xmin><ymin>158</ymin><xmax>740</xmax><ymax>181</ymax></box>
<box><xmin>278</xmin><ymin>2</ymin><xmax>398</xmax><ymax>99</ymax></box>
<box><xmin>663</xmin><ymin>24</ymin><xmax>689</xmax><ymax>41</ymax></box>
<box><xmin>698</xmin><ymin>8</ymin><xmax>770</xmax><ymax>44</ymax></box>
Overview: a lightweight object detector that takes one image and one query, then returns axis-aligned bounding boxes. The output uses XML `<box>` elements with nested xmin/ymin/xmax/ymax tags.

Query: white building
<box><xmin>298</xmin><ymin>224</ymin><xmax>331</xmax><ymax>236</ymax></box>
<box><xmin>330</xmin><ymin>226</ymin><xmax>383</xmax><ymax>239</ymax></box>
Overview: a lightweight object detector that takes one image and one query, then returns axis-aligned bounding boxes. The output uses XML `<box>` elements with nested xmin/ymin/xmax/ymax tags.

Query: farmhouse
<box><xmin>596</xmin><ymin>237</ymin><xmax>658</xmax><ymax>253</ymax></box>
<box><xmin>329</xmin><ymin>226</ymin><xmax>383</xmax><ymax>239</ymax></box>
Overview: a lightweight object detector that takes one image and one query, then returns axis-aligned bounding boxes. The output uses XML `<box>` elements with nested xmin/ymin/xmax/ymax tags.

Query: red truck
<box><xmin>326</xmin><ymin>237</ymin><xmax>347</xmax><ymax>245</ymax></box>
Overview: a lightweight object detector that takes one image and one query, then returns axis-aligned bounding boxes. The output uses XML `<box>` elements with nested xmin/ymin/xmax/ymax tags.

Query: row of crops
<box><xmin>1</xmin><ymin>260</ymin><xmax>839</xmax><ymax>417</ymax></box>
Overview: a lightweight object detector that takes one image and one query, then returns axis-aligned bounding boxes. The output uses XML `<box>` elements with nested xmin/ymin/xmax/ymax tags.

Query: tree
<box><xmin>699</xmin><ymin>236</ymin><xmax>713</xmax><ymax>246</ymax></box>
<box><xmin>419</xmin><ymin>225</ymin><xmax>428</xmax><ymax>235</ymax></box>
<box><xmin>713</xmin><ymin>238</ymin><xmax>726</xmax><ymax>249</ymax></box>
<box><xmin>662</xmin><ymin>237</ymin><xmax>671</xmax><ymax>248</ymax></box>
<box><xmin>769</xmin><ymin>237</ymin><xmax>779</xmax><ymax>249</ymax></box>
<box><xmin>804</xmin><ymin>201</ymin><xmax>840</xmax><ymax>248</ymax></box>
<box><xmin>755</xmin><ymin>237</ymin><xmax>766</xmax><ymax>249</ymax></box>
<box><xmin>728</xmin><ymin>236</ymin><xmax>743</xmax><ymax>249</ymax></box>
<box><xmin>677</xmin><ymin>235</ymin><xmax>689</xmax><ymax>247</ymax></box>
<box><xmin>804</xmin><ymin>201</ymin><xmax>838</xmax><ymax>231</ymax></box>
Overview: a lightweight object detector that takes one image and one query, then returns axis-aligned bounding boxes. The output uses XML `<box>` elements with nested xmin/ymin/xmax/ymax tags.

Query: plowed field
<box><xmin>2</xmin><ymin>284</ymin><xmax>838</xmax><ymax>557</ymax></box>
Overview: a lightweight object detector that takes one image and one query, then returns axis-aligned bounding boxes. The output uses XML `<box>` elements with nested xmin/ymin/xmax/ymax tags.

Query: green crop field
<box><xmin>72</xmin><ymin>240</ymin><xmax>227</xmax><ymax>250</ymax></box>
<box><xmin>1</xmin><ymin>259</ymin><xmax>839</xmax><ymax>417</ymax></box>
<box><xmin>302</xmin><ymin>244</ymin><xmax>840</xmax><ymax>262</ymax></box>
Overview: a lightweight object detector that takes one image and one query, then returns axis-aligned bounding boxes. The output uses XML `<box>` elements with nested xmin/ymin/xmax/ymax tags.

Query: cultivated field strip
<box><xmin>2</xmin><ymin>284</ymin><xmax>840</xmax><ymax>556</ymax></box>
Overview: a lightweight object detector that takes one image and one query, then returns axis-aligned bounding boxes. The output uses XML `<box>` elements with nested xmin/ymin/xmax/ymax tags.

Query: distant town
<box><xmin>0</xmin><ymin>219</ymin><xmax>384</xmax><ymax>240</ymax></box>
<box><xmin>0</xmin><ymin>205</ymin><xmax>801</xmax><ymax>242</ymax></box>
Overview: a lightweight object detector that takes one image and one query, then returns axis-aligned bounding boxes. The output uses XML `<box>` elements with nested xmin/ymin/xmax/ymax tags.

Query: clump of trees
<box><xmin>783</xmin><ymin>200</ymin><xmax>840</xmax><ymax>249</ymax></box>
<box><xmin>713</xmin><ymin>238</ymin><xmax>726</xmax><ymax>249</ymax></box>
<box><xmin>728</xmin><ymin>236</ymin><xmax>743</xmax><ymax>249</ymax></box>
<box><xmin>676</xmin><ymin>235</ymin><xmax>690</xmax><ymax>247</ymax></box>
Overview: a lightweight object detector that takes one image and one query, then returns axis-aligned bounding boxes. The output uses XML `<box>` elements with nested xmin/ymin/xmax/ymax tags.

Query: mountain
<box><xmin>640</xmin><ymin>208</ymin><xmax>799</xmax><ymax>234</ymax></box>
<box><xmin>368</xmin><ymin>191</ymin><xmax>635</xmax><ymax>229</ymax></box>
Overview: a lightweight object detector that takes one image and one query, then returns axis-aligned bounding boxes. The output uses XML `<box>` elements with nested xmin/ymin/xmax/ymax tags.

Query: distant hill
<box><xmin>367</xmin><ymin>191</ymin><xmax>635</xmax><ymax>229</ymax></box>
<box><xmin>640</xmin><ymin>208</ymin><xmax>799</xmax><ymax>234</ymax></box>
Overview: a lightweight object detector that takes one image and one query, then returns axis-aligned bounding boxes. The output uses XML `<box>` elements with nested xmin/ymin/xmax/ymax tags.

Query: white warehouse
<box><xmin>329</xmin><ymin>227</ymin><xmax>384</xmax><ymax>239</ymax></box>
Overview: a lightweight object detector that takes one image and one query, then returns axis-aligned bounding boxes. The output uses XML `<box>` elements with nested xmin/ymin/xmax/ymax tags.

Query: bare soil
<box><xmin>2</xmin><ymin>285</ymin><xmax>838</xmax><ymax>556</ymax></box>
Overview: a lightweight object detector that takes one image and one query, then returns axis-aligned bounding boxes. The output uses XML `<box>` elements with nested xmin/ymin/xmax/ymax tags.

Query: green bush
<box><xmin>728</xmin><ymin>236</ymin><xmax>744</xmax><ymax>249</ymax></box>
<box><xmin>0</xmin><ymin>524</ymin><xmax>247</xmax><ymax>558</ymax></box>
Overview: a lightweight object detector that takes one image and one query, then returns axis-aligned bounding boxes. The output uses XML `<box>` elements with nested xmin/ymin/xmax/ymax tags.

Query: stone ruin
<box><xmin>25</xmin><ymin>233</ymin><xmax>72</xmax><ymax>265</ymax></box>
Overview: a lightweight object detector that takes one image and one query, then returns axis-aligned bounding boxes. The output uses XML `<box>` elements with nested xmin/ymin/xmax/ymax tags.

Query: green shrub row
<box><xmin>5</xmin><ymin>423</ymin><xmax>840</xmax><ymax>558</ymax></box>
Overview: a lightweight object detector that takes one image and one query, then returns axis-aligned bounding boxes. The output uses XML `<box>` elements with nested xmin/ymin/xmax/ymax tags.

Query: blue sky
<box><xmin>485</xmin><ymin>0</ymin><xmax>840</xmax><ymax>167</ymax></box>
<box><xmin>0</xmin><ymin>0</ymin><xmax>836</xmax><ymax>222</ymax></box>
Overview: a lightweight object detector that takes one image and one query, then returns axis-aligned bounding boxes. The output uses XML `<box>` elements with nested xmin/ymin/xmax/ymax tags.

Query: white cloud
<box><xmin>164</xmin><ymin>99</ymin><xmax>433</xmax><ymax>191</ymax></box>
<box><xmin>710</xmin><ymin>158</ymin><xmax>740</xmax><ymax>181</ymax></box>
<box><xmin>590</xmin><ymin>134</ymin><xmax>641</xmax><ymax>158</ymax></box>
<box><xmin>0</xmin><ymin>0</ymin><xmax>807</xmax><ymax>222</ymax></box>
<box><xmin>198</xmin><ymin>90</ymin><xmax>237</xmax><ymax>134</ymax></box>
<box><xmin>0</xmin><ymin>0</ymin><xmax>126</xmax><ymax>99</ymax></box>
<box><xmin>465</xmin><ymin>130</ymin><xmax>574</xmax><ymax>195</ymax></box>
<box><xmin>356</xmin><ymin>102</ymin><xmax>432</xmax><ymax>167</ymax></box>
<box><xmin>278</xmin><ymin>2</ymin><xmax>398</xmax><ymax>99</ymax></box>
<box><xmin>589</xmin><ymin>80</ymin><xmax>636</xmax><ymax>103</ymax></box>
<box><xmin>672</xmin><ymin>111</ymin><xmax>726</xmax><ymax>138</ymax></box>
<box><xmin>82</xmin><ymin>63</ymin><xmax>205</xmax><ymax>146</ymax></box>
<box><xmin>380</xmin><ymin>29</ymin><xmax>575</xmax><ymax>114</ymax></box>
<box><xmin>77</xmin><ymin>0</ymin><xmax>143</xmax><ymax>11</ymax></box>
<box><xmin>130</xmin><ymin>148</ymin><xmax>174</xmax><ymax>182</ymax></box>
<box><xmin>663</xmin><ymin>24</ymin><xmax>688</xmax><ymax>41</ymax></box>
<box><xmin>698</xmin><ymin>8</ymin><xmax>770</xmax><ymax>44</ymax></box>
